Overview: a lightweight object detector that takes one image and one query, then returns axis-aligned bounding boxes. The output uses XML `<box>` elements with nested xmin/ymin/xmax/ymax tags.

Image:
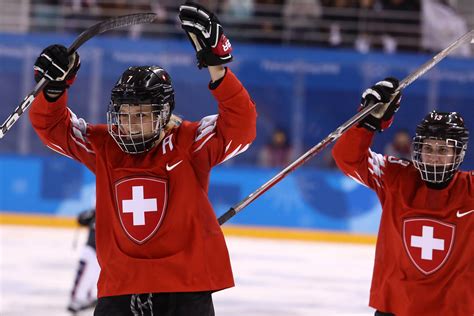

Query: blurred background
<box><xmin>0</xmin><ymin>1</ymin><xmax>473</xmax><ymax>314</ymax></box>
<box><xmin>1</xmin><ymin>0</ymin><xmax>473</xmax><ymax>232</ymax></box>
<box><xmin>0</xmin><ymin>0</ymin><xmax>474</xmax><ymax>234</ymax></box>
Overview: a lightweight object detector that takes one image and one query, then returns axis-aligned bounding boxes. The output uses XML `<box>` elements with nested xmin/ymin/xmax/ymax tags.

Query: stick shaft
<box><xmin>0</xmin><ymin>13</ymin><xmax>157</xmax><ymax>139</ymax></box>
<box><xmin>218</xmin><ymin>29</ymin><xmax>474</xmax><ymax>225</ymax></box>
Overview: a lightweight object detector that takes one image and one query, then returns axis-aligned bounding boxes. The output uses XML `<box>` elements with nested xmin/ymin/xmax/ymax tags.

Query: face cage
<box><xmin>411</xmin><ymin>136</ymin><xmax>466</xmax><ymax>183</ymax></box>
<box><xmin>107</xmin><ymin>103</ymin><xmax>170</xmax><ymax>154</ymax></box>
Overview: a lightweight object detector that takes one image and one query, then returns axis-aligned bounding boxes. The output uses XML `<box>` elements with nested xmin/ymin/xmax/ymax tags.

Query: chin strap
<box><xmin>424</xmin><ymin>176</ymin><xmax>454</xmax><ymax>190</ymax></box>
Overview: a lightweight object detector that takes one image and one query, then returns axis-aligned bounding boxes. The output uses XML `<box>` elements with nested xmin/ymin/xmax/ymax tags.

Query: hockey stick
<box><xmin>218</xmin><ymin>29</ymin><xmax>474</xmax><ymax>225</ymax></box>
<box><xmin>0</xmin><ymin>12</ymin><xmax>157</xmax><ymax>140</ymax></box>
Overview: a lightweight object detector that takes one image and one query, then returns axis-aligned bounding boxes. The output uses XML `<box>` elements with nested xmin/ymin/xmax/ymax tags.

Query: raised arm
<box><xmin>29</xmin><ymin>44</ymin><xmax>96</xmax><ymax>172</ymax></box>
<box><xmin>178</xmin><ymin>2</ymin><xmax>256</xmax><ymax>168</ymax></box>
<box><xmin>333</xmin><ymin>78</ymin><xmax>403</xmax><ymax>193</ymax></box>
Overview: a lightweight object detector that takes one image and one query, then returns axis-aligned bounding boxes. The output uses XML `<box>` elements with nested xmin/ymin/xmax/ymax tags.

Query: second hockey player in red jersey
<box><xmin>333</xmin><ymin>78</ymin><xmax>473</xmax><ymax>316</ymax></box>
<box><xmin>30</xmin><ymin>2</ymin><xmax>256</xmax><ymax>315</ymax></box>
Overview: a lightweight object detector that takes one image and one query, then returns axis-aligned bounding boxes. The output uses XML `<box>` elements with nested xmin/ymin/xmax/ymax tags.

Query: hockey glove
<box><xmin>34</xmin><ymin>44</ymin><xmax>80</xmax><ymax>101</ymax></box>
<box><xmin>77</xmin><ymin>209</ymin><xmax>96</xmax><ymax>227</ymax></box>
<box><xmin>358</xmin><ymin>77</ymin><xmax>401</xmax><ymax>132</ymax></box>
<box><xmin>179</xmin><ymin>1</ymin><xmax>233</xmax><ymax>69</ymax></box>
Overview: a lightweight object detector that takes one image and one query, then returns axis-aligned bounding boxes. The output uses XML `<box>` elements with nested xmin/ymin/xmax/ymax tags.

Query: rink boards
<box><xmin>0</xmin><ymin>212</ymin><xmax>376</xmax><ymax>245</ymax></box>
<box><xmin>0</xmin><ymin>156</ymin><xmax>383</xmax><ymax>236</ymax></box>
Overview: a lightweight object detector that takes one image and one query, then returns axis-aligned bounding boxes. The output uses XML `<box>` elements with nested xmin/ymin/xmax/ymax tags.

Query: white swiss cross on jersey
<box><xmin>403</xmin><ymin>218</ymin><xmax>455</xmax><ymax>275</ymax></box>
<box><xmin>115</xmin><ymin>177</ymin><xmax>168</xmax><ymax>244</ymax></box>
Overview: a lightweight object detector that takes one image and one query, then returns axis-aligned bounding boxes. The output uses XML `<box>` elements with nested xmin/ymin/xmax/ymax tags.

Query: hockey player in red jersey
<box><xmin>29</xmin><ymin>2</ymin><xmax>256</xmax><ymax>315</ymax></box>
<box><xmin>332</xmin><ymin>78</ymin><xmax>473</xmax><ymax>316</ymax></box>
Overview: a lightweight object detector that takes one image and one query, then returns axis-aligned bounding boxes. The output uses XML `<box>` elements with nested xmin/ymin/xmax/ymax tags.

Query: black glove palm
<box><xmin>179</xmin><ymin>1</ymin><xmax>233</xmax><ymax>69</ymax></box>
<box><xmin>34</xmin><ymin>44</ymin><xmax>80</xmax><ymax>101</ymax></box>
<box><xmin>358</xmin><ymin>77</ymin><xmax>401</xmax><ymax>132</ymax></box>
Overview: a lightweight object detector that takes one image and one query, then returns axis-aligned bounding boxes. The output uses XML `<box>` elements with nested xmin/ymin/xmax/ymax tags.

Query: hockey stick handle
<box><xmin>218</xmin><ymin>101</ymin><xmax>377</xmax><ymax>225</ymax></box>
<box><xmin>0</xmin><ymin>13</ymin><xmax>157</xmax><ymax>140</ymax></box>
<box><xmin>0</xmin><ymin>30</ymin><xmax>83</xmax><ymax>139</ymax></box>
<box><xmin>218</xmin><ymin>29</ymin><xmax>474</xmax><ymax>226</ymax></box>
<box><xmin>0</xmin><ymin>78</ymin><xmax>48</xmax><ymax>139</ymax></box>
<box><xmin>218</xmin><ymin>208</ymin><xmax>236</xmax><ymax>225</ymax></box>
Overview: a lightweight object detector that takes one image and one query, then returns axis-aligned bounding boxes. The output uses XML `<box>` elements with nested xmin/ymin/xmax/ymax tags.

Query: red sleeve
<box><xmin>29</xmin><ymin>91</ymin><xmax>96</xmax><ymax>173</ymax></box>
<box><xmin>332</xmin><ymin>126</ymin><xmax>399</xmax><ymax>199</ymax></box>
<box><xmin>190</xmin><ymin>68</ymin><xmax>257</xmax><ymax>169</ymax></box>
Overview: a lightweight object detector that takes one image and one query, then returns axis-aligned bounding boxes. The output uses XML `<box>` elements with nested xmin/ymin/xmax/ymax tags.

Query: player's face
<box><xmin>421</xmin><ymin>139</ymin><xmax>455</xmax><ymax>165</ymax></box>
<box><xmin>118</xmin><ymin>104</ymin><xmax>155</xmax><ymax>138</ymax></box>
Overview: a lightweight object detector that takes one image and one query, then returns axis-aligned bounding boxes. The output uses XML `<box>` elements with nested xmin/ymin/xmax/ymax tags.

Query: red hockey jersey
<box><xmin>333</xmin><ymin>126</ymin><xmax>473</xmax><ymax>316</ymax></box>
<box><xmin>30</xmin><ymin>69</ymin><xmax>257</xmax><ymax>297</ymax></box>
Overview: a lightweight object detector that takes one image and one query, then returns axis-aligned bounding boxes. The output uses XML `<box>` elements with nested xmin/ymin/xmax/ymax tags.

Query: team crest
<box><xmin>115</xmin><ymin>177</ymin><xmax>168</xmax><ymax>244</ymax></box>
<box><xmin>403</xmin><ymin>218</ymin><xmax>455</xmax><ymax>275</ymax></box>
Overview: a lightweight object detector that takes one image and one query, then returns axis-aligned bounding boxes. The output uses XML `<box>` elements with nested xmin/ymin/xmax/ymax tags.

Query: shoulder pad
<box><xmin>173</xmin><ymin>120</ymin><xmax>198</xmax><ymax>150</ymax></box>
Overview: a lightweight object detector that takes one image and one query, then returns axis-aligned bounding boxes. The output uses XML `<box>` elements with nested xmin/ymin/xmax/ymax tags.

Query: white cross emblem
<box><xmin>122</xmin><ymin>186</ymin><xmax>157</xmax><ymax>226</ymax></box>
<box><xmin>411</xmin><ymin>226</ymin><xmax>444</xmax><ymax>260</ymax></box>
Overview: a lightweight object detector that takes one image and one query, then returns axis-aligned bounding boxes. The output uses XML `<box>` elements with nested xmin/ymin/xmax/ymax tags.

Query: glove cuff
<box><xmin>208</xmin><ymin>67</ymin><xmax>227</xmax><ymax>90</ymax></box>
<box><xmin>359</xmin><ymin>111</ymin><xmax>396</xmax><ymax>132</ymax></box>
<box><xmin>42</xmin><ymin>80</ymin><xmax>72</xmax><ymax>102</ymax></box>
<box><xmin>196</xmin><ymin>47</ymin><xmax>233</xmax><ymax>69</ymax></box>
<box><xmin>358</xmin><ymin>115</ymin><xmax>380</xmax><ymax>132</ymax></box>
<box><xmin>43</xmin><ymin>89</ymin><xmax>66</xmax><ymax>102</ymax></box>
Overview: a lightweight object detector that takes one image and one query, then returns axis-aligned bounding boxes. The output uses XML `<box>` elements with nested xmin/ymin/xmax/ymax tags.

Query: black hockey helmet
<box><xmin>107</xmin><ymin>66</ymin><xmax>175</xmax><ymax>154</ymax></box>
<box><xmin>412</xmin><ymin>111</ymin><xmax>469</xmax><ymax>184</ymax></box>
<box><xmin>110</xmin><ymin>66</ymin><xmax>174</xmax><ymax>111</ymax></box>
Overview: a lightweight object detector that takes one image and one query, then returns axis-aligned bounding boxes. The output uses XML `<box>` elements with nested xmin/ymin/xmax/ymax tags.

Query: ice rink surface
<box><xmin>0</xmin><ymin>225</ymin><xmax>376</xmax><ymax>316</ymax></box>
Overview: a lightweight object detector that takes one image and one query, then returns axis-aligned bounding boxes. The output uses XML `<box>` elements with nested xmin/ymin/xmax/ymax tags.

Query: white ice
<box><xmin>0</xmin><ymin>225</ymin><xmax>376</xmax><ymax>316</ymax></box>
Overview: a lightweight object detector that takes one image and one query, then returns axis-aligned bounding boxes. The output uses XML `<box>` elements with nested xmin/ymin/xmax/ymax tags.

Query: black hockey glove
<box><xmin>77</xmin><ymin>209</ymin><xmax>96</xmax><ymax>227</ymax></box>
<box><xmin>179</xmin><ymin>1</ymin><xmax>233</xmax><ymax>69</ymax></box>
<box><xmin>358</xmin><ymin>77</ymin><xmax>401</xmax><ymax>132</ymax></box>
<box><xmin>34</xmin><ymin>44</ymin><xmax>80</xmax><ymax>101</ymax></box>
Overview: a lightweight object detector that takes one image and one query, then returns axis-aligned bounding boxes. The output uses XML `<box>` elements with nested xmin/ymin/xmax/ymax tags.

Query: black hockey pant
<box><xmin>375</xmin><ymin>311</ymin><xmax>395</xmax><ymax>316</ymax></box>
<box><xmin>94</xmin><ymin>291</ymin><xmax>214</xmax><ymax>316</ymax></box>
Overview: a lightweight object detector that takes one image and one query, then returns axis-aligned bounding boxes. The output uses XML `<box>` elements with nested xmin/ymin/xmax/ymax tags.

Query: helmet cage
<box><xmin>107</xmin><ymin>102</ymin><xmax>170</xmax><ymax>154</ymax></box>
<box><xmin>107</xmin><ymin>66</ymin><xmax>174</xmax><ymax>154</ymax></box>
<box><xmin>412</xmin><ymin>136</ymin><xmax>466</xmax><ymax>183</ymax></box>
